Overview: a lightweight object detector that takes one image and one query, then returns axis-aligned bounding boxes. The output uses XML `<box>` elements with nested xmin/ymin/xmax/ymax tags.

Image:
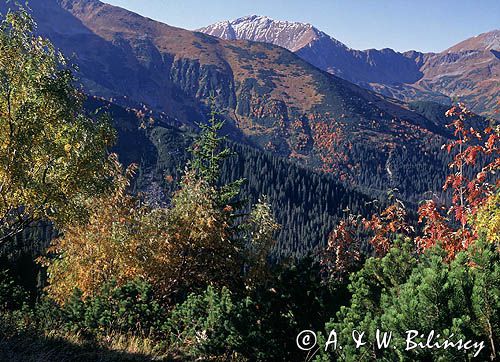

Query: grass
<box><xmin>0</xmin><ymin>330</ymin><xmax>174</xmax><ymax>362</ymax></box>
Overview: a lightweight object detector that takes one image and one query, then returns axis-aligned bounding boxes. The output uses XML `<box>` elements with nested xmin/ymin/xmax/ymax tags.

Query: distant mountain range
<box><xmin>199</xmin><ymin>16</ymin><xmax>499</xmax><ymax>119</ymax></box>
<box><xmin>0</xmin><ymin>0</ymin><xmax>485</xmax><ymax>204</ymax></box>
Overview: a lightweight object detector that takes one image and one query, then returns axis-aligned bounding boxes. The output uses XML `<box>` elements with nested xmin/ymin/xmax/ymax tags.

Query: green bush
<box><xmin>63</xmin><ymin>279</ymin><xmax>166</xmax><ymax>337</ymax></box>
<box><xmin>164</xmin><ymin>260</ymin><xmax>343</xmax><ymax>361</ymax></box>
<box><xmin>318</xmin><ymin>239</ymin><xmax>499</xmax><ymax>361</ymax></box>
<box><xmin>164</xmin><ymin>285</ymin><xmax>245</xmax><ymax>359</ymax></box>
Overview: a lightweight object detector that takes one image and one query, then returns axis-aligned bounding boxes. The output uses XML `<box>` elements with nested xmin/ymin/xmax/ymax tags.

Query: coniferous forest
<box><xmin>0</xmin><ymin>4</ymin><xmax>499</xmax><ymax>362</ymax></box>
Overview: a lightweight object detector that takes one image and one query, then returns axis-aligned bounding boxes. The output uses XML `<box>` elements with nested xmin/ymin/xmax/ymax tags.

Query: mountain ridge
<box><xmin>0</xmin><ymin>0</ymin><xmax>460</xmax><ymax>202</ymax></box>
<box><xmin>197</xmin><ymin>15</ymin><xmax>331</xmax><ymax>52</ymax></box>
<box><xmin>200</xmin><ymin>15</ymin><xmax>499</xmax><ymax>118</ymax></box>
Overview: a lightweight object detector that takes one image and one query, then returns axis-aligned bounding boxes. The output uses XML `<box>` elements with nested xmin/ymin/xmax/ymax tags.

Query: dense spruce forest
<box><xmin>84</xmin><ymin>97</ymin><xmax>380</xmax><ymax>259</ymax></box>
<box><xmin>121</xmin><ymin>103</ymin><xmax>468</xmax><ymax>259</ymax></box>
<box><xmin>93</xmin><ymin>97</ymin><xmax>462</xmax><ymax>259</ymax></box>
<box><xmin>0</xmin><ymin>6</ymin><xmax>498</xmax><ymax>362</ymax></box>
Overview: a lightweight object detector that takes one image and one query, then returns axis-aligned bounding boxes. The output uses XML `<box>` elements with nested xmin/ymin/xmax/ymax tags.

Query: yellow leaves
<box><xmin>45</xmin><ymin>170</ymin><xmax>142</xmax><ymax>303</ymax></box>
<box><xmin>0</xmin><ymin>10</ymin><xmax>116</xmax><ymax>243</ymax></box>
<box><xmin>45</xmin><ymin>167</ymin><xmax>240</xmax><ymax>304</ymax></box>
<box><xmin>473</xmin><ymin>191</ymin><xmax>500</xmax><ymax>244</ymax></box>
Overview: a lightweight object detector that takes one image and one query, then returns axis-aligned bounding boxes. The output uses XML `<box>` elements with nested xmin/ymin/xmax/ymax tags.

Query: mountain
<box><xmin>77</xmin><ymin>97</ymin><xmax>377</xmax><ymax>256</ymax></box>
<box><xmin>198</xmin><ymin>16</ymin><xmax>425</xmax><ymax>85</ymax></box>
<box><xmin>197</xmin><ymin>15</ymin><xmax>328</xmax><ymax>52</ymax></box>
<box><xmin>411</xmin><ymin>30</ymin><xmax>500</xmax><ymax>116</ymax></box>
<box><xmin>199</xmin><ymin>16</ymin><xmax>499</xmax><ymax>118</ymax></box>
<box><xmin>0</xmin><ymin>0</ymin><xmax>456</xmax><ymax>203</ymax></box>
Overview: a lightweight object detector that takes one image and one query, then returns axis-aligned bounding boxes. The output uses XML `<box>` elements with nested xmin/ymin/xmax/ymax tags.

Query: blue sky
<box><xmin>103</xmin><ymin>0</ymin><xmax>499</xmax><ymax>52</ymax></box>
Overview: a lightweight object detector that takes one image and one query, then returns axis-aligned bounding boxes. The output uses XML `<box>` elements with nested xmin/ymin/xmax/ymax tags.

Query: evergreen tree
<box><xmin>320</xmin><ymin>239</ymin><xmax>499</xmax><ymax>361</ymax></box>
<box><xmin>188</xmin><ymin>101</ymin><xmax>244</xmax><ymax>208</ymax></box>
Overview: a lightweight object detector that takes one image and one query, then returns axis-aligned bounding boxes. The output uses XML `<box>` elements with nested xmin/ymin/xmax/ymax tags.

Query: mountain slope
<box><xmin>200</xmin><ymin>16</ymin><xmax>499</xmax><ymax>118</ymax></box>
<box><xmin>81</xmin><ymin>97</ymin><xmax>378</xmax><ymax>256</ymax></box>
<box><xmin>0</xmin><ymin>0</ymin><xmax>457</xmax><ymax>201</ymax></box>
<box><xmin>412</xmin><ymin>30</ymin><xmax>500</xmax><ymax>116</ymax></box>
<box><xmin>198</xmin><ymin>16</ymin><xmax>425</xmax><ymax>85</ymax></box>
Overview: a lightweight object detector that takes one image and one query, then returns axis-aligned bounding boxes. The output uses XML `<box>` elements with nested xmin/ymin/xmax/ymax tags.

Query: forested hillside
<box><xmin>84</xmin><ymin>97</ymin><xmax>377</xmax><ymax>258</ymax></box>
<box><xmin>0</xmin><ymin>0</ymin><xmax>468</xmax><ymax>204</ymax></box>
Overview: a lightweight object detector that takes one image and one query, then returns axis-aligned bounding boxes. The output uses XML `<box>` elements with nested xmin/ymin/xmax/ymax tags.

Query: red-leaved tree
<box><xmin>417</xmin><ymin>102</ymin><xmax>499</xmax><ymax>258</ymax></box>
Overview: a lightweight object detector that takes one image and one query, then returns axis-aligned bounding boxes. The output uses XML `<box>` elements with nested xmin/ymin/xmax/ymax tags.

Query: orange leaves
<box><xmin>310</xmin><ymin>118</ymin><xmax>350</xmax><ymax>176</ymax></box>
<box><xmin>417</xmin><ymin>103</ymin><xmax>499</xmax><ymax>260</ymax></box>
<box><xmin>463</xmin><ymin>145</ymin><xmax>482</xmax><ymax>165</ymax></box>
<box><xmin>362</xmin><ymin>201</ymin><xmax>413</xmax><ymax>256</ymax></box>
<box><xmin>416</xmin><ymin>200</ymin><xmax>455</xmax><ymax>255</ymax></box>
<box><xmin>453</xmin><ymin>204</ymin><xmax>467</xmax><ymax>226</ymax></box>
<box><xmin>444</xmin><ymin>106</ymin><xmax>457</xmax><ymax>118</ymax></box>
<box><xmin>445</xmin><ymin>102</ymin><xmax>472</xmax><ymax>119</ymax></box>
<box><xmin>486</xmin><ymin>133</ymin><xmax>497</xmax><ymax>151</ymax></box>
<box><xmin>323</xmin><ymin>199</ymin><xmax>413</xmax><ymax>280</ymax></box>
<box><xmin>322</xmin><ymin>216</ymin><xmax>360</xmax><ymax>281</ymax></box>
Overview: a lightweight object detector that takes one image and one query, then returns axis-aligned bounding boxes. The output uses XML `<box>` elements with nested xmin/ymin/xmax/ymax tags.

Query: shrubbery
<box><xmin>0</xmin><ymin>270</ymin><xmax>29</xmax><ymax>311</ymax></box>
<box><xmin>63</xmin><ymin>279</ymin><xmax>166</xmax><ymax>337</ymax></box>
<box><xmin>317</xmin><ymin>238</ymin><xmax>499</xmax><ymax>361</ymax></box>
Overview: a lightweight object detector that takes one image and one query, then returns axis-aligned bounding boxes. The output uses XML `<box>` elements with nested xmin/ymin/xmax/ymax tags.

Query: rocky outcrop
<box><xmin>6</xmin><ymin>0</ymin><xmax>470</xmax><ymax>199</ymax></box>
<box><xmin>200</xmin><ymin>16</ymin><xmax>499</xmax><ymax>119</ymax></box>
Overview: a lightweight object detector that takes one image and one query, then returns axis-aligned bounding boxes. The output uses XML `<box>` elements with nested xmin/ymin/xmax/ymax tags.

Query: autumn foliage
<box><xmin>46</xmin><ymin>167</ymin><xmax>237</xmax><ymax>305</ymax></box>
<box><xmin>42</xmin><ymin>156</ymin><xmax>144</xmax><ymax>303</ymax></box>
<box><xmin>417</xmin><ymin>103</ymin><xmax>499</xmax><ymax>258</ymax></box>
<box><xmin>321</xmin><ymin>215</ymin><xmax>361</xmax><ymax>281</ymax></box>
<box><xmin>0</xmin><ymin>9</ymin><xmax>115</xmax><ymax>244</ymax></box>
<box><xmin>44</xmin><ymin>111</ymin><xmax>278</xmax><ymax>304</ymax></box>
<box><xmin>310</xmin><ymin>118</ymin><xmax>350</xmax><ymax>177</ymax></box>
<box><xmin>362</xmin><ymin>199</ymin><xmax>414</xmax><ymax>255</ymax></box>
<box><xmin>324</xmin><ymin>102</ymin><xmax>499</xmax><ymax>278</ymax></box>
<box><xmin>322</xmin><ymin>195</ymin><xmax>415</xmax><ymax>280</ymax></box>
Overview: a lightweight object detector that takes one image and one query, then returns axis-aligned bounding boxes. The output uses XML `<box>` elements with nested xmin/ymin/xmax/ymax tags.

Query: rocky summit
<box><xmin>200</xmin><ymin>16</ymin><xmax>499</xmax><ymax>119</ymax></box>
<box><xmin>0</xmin><ymin>0</ymin><xmax>484</xmax><ymax>201</ymax></box>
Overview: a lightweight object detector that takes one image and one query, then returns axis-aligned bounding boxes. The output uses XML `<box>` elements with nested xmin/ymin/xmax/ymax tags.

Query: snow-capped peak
<box><xmin>197</xmin><ymin>15</ymin><xmax>329</xmax><ymax>52</ymax></box>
